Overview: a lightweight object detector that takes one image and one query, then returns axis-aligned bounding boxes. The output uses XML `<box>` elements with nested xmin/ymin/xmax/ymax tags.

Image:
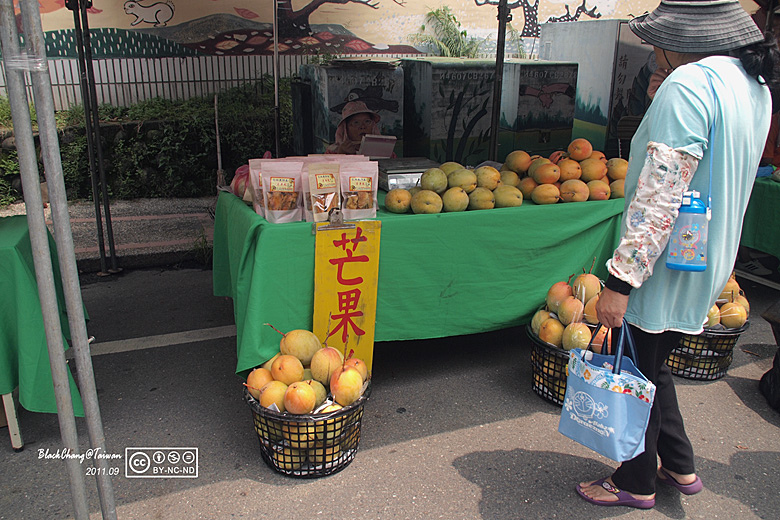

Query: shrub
<box><xmin>0</xmin><ymin>77</ymin><xmax>293</xmax><ymax>205</ymax></box>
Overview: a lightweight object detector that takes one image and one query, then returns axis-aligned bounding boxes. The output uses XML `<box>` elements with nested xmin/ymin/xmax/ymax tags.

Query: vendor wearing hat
<box><xmin>326</xmin><ymin>101</ymin><xmax>383</xmax><ymax>155</ymax></box>
<box><xmin>576</xmin><ymin>0</ymin><xmax>780</xmax><ymax>510</ymax></box>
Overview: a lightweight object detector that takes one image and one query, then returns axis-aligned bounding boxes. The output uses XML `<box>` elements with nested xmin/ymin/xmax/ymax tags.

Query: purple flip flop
<box><xmin>657</xmin><ymin>467</ymin><xmax>704</xmax><ymax>495</ymax></box>
<box><xmin>576</xmin><ymin>479</ymin><xmax>656</xmax><ymax>509</ymax></box>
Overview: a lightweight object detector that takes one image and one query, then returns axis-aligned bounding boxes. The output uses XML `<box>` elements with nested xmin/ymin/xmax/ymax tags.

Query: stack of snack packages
<box><xmin>245</xmin><ymin>155</ymin><xmax>378</xmax><ymax>224</ymax></box>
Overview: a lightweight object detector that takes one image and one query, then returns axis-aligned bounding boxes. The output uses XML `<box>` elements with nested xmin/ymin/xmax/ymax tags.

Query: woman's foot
<box><xmin>657</xmin><ymin>467</ymin><xmax>703</xmax><ymax>495</ymax></box>
<box><xmin>576</xmin><ymin>477</ymin><xmax>655</xmax><ymax>509</ymax></box>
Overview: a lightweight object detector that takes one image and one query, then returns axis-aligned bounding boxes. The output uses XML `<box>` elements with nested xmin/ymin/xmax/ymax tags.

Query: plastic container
<box><xmin>244</xmin><ymin>382</ymin><xmax>370</xmax><ymax>478</ymax></box>
<box><xmin>666</xmin><ymin>191</ymin><xmax>708</xmax><ymax>271</ymax></box>
<box><xmin>666</xmin><ymin>323</ymin><xmax>748</xmax><ymax>380</ymax></box>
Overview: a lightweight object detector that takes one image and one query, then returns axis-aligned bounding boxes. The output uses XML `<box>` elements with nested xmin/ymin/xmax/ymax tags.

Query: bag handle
<box><xmin>584</xmin><ymin>319</ymin><xmax>639</xmax><ymax>375</ymax></box>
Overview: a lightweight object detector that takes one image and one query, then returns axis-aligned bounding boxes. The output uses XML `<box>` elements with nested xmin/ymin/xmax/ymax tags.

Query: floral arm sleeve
<box><xmin>606</xmin><ymin>142</ymin><xmax>700</xmax><ymax>288</ymax></box>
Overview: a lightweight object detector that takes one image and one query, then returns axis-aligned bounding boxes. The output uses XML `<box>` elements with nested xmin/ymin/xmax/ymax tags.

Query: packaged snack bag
<box><xmin>248</xmin><ymin>159</ymin><xmax>265</xmax><ymax>218</ymax></box>
<box><xmin>308</xmin><ymin>163</ymin><xmax>341</xmax><ymax>223</ymax></box>
<box><xmin>260</xmin><ymin>161</ymin><xmax>304</xmax><ymax>223</ymax></box>
<box><xmin>340</xmin><ymin>161</ymin><xmax>378</xmax><ymax>220</ymax></box>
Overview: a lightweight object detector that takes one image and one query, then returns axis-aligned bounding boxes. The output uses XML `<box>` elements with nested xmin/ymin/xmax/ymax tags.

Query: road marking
<box><xmin>80</xmin><ymin>325</ymin><xmax>237</xmax><ymax>356</ymax></box>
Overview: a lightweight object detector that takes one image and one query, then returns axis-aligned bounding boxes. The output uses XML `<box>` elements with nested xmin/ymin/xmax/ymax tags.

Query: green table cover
<box><xmin>0</xmin><ymin>215</ymin><xmax>84</xmax><ymax>416</ymax></box>
<box><xmin>213</xmin><ymin>191</ymin><xmax>624</xmax><ymax>376</ymax></box>
<box><xmin>741</xmin><ymin>177</ymin><xmax>780</xmax><ymax>259</ymax></box>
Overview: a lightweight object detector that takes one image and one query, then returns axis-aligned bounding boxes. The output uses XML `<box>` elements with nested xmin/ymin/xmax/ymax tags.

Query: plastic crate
<box><xmin>666</xmin><ymin>323</ymin><xmax>749</xmax><ymax>380</ymax></box>
<box><xmin>244</xmin><ymin>382</ymin><xmax>370</xmax><ymax>478</ymax></box>
<box><xmin>527</xmin><ymin>324</ymin><xmax>570</xmax><ymax>406</ymax></box>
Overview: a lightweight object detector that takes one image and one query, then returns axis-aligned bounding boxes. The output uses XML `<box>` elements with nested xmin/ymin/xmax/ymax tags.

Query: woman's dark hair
<box><xmin>732</xmin><ymin>31</ymin><xmax>780</xmax><ymax>90</ymax></box>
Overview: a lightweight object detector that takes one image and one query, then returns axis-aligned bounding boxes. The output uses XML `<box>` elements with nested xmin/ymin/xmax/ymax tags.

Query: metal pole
<box><xmin>79</xmin><ymin>0</ymin><xmax>120</xmax><ymax>273</ymax></box>
<box><xmin>18</xmin><ymin>0</ymin><xmax>118</xmax><ymax>518</ymax></box>
<box><xmin>215</xmin><ymin>94</ymin><xmax>225</xmax><ymax>188</ymax></box>
<box><xmin>489</xmin><ymin>0</ymin><xmax>511</xmax><ymax>162</ymax></box>
<box><xmin>273</xmin><ymin>0</ymin><xmax>281</xmax><ymax>157</ymax></box>
<box><xmin>0</xmin><ymin>1</ymin><xmax>90</xmax><ymax>518</ymax></box>
<box><xmin>66</xmin><ymin>0</ymin><xmax>108</xmax><ymax>274</ymax></box>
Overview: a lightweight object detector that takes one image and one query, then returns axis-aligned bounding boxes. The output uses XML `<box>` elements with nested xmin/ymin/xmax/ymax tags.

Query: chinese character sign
<box><xmin>313</xmin><ymin>221</ymin><xmax>381</xmax><ymax>371</ymax></box>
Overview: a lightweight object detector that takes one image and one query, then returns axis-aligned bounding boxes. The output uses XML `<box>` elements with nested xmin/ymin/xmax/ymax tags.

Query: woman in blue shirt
<box><xmin>577</xmin><ymin>0</ymin><xmax>780</xmax><ymax>509</ymax></box>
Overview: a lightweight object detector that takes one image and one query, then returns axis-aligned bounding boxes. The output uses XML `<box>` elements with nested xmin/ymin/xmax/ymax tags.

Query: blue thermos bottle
<box><xmin>666</xmin><ymin>191</ymin><xmax>708</xmax><ymax>272</ymax></box>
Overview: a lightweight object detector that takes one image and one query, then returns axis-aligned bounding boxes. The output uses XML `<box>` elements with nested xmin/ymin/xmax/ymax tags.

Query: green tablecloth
<box><xmin>741</xmin><ymin>177</ymin><xmax>780</xmax><ymax>259</ymax></box>
<box><xmin>214</xmin><ymin>191</ymin><xmax>625</xmax><ymax>375</ymax></box>
<box><xmin>0</xmin><ymin>215</ymin><xmax>84</xmax><ymax>416</ymax></box>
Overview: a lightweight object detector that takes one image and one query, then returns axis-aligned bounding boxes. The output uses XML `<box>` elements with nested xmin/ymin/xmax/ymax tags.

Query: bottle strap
<box><xmin>697</xmin><ymin>65</ymin><xmax>717</xmax><ymax>221</ymax></box>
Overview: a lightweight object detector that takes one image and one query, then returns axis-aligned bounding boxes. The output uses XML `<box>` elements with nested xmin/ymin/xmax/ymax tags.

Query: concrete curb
<box><xmin>0</xmin><ymin>196</ymin><xmax>217</xmax><ymax>273</ymax></box>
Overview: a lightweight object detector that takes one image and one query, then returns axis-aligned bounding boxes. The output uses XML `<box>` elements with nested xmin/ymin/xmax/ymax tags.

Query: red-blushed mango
<box><xmin>246</xmin><ymin>368</ymin><xmax>274</xmax><ymax>399</ymax></box>
<box><xmin>557</xmin><ymin>158</ymin><xmax>582</xmax><ymax>181</ymax></box>
<box><xmin>283</xmin><ymin>381</ymin><xmax>317</xmax><ymax>414</ymax></box>
<box><xmin>568</xmin><ymin>138</ymin><xmax>593</xmax><ymax>161</ymax></box>
<box><xmin>559</xmin><ymin>179</ymin><xmax>589</xmax><ymax>202</ymax></box>
<box><xmin>587</xmin><ymin>179</ymin><xmax>611</xmax><ymax>201</ymax></box>
<box><xmin>557</xmin><ymin>296</ymin><xmax>584</xmax><ymax>326</ymax></box>
<box><xmin>583</xmin><ymin>294</ymin><xmax>600</xmax><ymax>325</ymax></box>
<box><xmin>580</xmin><ymin>158</ymin><xmax>608</xmax><ymax>182</ymax></box>
<box><xmin>531</xmin><ymin>183</ymin><xmax>560</xmax><ymax>204</ymax></box>
<box><xmin>572</xmin><ymin>273</ymin><xmax>601</xmax><ymax>303</ymax></box>
<box><xmin>271</xmin><ymin>354</ymin><xmax>305</xmax><ymax>385</ymax></box>
<box><xmin>546</xmin><ymin>281</ymin><xmax>574</xmax><ymax>314</ymax></box>
<box><xmin>503</xmin><ymin>150</ymin><xmax>533</xmax><ymax>174</ymax></box>
<box><xmin>518</xmin><ymin>176</ymin><xmax>538</xmax><ymax>199</ymax></box>
<box><xmin>528</xmin><ymin>157</ymin><xmax>553</xmax><ymax>179</ymax></box>
<box><xmin>538</xmin><ymin>318</ymin><xmax>565</xmax><ymax>348</ymax></box>
<box><xmin>532</xmin><ymin>163</ymin><xmax>561</xmax><ymax>184</ymax></box>
<box><xmin>531</xmin><ymin>309</ymin><xmax>553</xmax><ymax>336</ymax></box>
<box><xmin>549</xmin><ymin>150</ymin><xmax>568</xmax><ymax>164</ymax></box>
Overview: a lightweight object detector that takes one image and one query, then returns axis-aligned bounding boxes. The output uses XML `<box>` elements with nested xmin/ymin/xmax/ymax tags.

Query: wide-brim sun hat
<box><xmin>629</xmin><ymin>0</ymin><xmax>764</xmax><ymax>54</ymax></box>
<box><xmin>338</xmin><ymin>101</ymin><xmax>380</xmax><ymax>125</ymax></box>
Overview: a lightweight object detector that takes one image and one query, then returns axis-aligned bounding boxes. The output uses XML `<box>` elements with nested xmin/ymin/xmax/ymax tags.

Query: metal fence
<box><xmin>0</xmin><ymin>53</ymin><xmax>422</xmax><ymax>111</ymax></box>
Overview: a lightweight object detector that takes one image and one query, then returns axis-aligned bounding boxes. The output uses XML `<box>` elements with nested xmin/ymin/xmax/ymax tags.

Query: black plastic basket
<box><xmin>666</xmin><ymin>322</ymin><xmax>749</xmax><ymax>381</ymax></box>
<box><xmin>244</xmin><ymin>381</ymin><xmax>370</xmax><ymax>478</ymax></box>
<box><xmin>527</xmin><ymin>324</ymin><xmax>570</xmax><ymax>406</ymax></box>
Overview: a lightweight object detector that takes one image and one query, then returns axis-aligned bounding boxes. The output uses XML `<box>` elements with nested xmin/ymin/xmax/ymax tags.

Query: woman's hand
<box><xmin>595</xmin><ymin>288</ymin><xmax>629</xmax><ymax>328</ymax></box>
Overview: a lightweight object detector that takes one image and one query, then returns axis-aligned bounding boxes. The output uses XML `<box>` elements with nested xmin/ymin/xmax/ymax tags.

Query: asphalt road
<box><xmin>1</xmin><ymin>267</ymin><xmax>779</xmax><ymax>520</ymax></box>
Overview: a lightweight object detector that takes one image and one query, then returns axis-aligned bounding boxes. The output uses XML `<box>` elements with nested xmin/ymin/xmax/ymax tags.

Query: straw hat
<box><xmin>338</xmin><ymin>101</ymin><xmax>380</xmax><ymax>125</ymax></box>
<box><xmin>629</xmin><ymin>0</ymin><xmax>764</xmax><ymax>53</ymax></box>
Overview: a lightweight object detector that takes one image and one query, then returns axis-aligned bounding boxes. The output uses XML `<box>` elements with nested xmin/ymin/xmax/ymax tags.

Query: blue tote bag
<box><xmin>558</xmin><ymin>322</ymin><xmax>656</xmax><ymax>462</ymax></box>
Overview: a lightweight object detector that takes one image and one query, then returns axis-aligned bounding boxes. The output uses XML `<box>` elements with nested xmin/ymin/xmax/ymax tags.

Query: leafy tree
<box><xmin>410</xmin><ymin>7</ymin><xmax>484</xmax><ymax>58</ymax></box>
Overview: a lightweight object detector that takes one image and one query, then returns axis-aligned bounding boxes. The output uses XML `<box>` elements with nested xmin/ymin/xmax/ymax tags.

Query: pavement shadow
<box><xmin>724</xmin><ymin>373</ymin><xmax>780</xmax><ymax>428</ymax></box>
<box><xmin>454</xmin><ymin>448</ymin><xmax>780</xmax><ymax>520</ymax></box>
<box><xmin>452</xmin><ymin>448</ymin><xmax>690</xmax><ymax>519</ymax></box>
<box><xmin>361</xmin><ymin>326</ymin><xmax>563</xmax><ymax>450</ymax></box>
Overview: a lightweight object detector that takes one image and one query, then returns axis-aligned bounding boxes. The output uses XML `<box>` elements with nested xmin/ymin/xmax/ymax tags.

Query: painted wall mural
<box><xmin>8</xmin><ymin>1</ymin><xmax>760</xmax><ymax>59</ymax></box>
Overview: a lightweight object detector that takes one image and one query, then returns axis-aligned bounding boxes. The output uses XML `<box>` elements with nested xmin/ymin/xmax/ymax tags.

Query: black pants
<box><xmin>610</xmin><ymin>325</ymin><xmax>696</xmax><ymax>495</ymax></box>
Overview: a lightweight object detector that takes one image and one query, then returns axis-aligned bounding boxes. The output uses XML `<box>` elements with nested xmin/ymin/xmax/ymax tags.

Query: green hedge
<box><xmin>0</xmin><ymin>77</ymin><xmax>293</xmax><ymax>205</ymax></box>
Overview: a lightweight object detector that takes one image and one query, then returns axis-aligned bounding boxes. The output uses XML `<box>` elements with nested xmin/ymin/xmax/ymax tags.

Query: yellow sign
<box><xmin>313</xmin><ymin>220</ymin><xmax>381</xmax><ymax>372</ymax></box>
